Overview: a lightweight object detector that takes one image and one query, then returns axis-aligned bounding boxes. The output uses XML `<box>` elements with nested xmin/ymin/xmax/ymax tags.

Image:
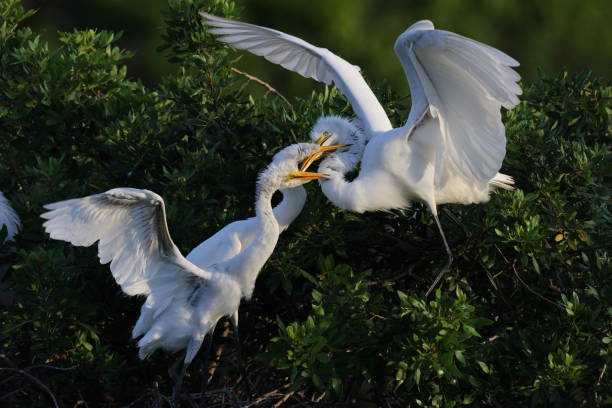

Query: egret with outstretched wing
<box><xmin>202</xmin><ymin>13</ymin><xmax>521</xmax><ymax>295</ymax></box>
<box><xmin>41</xmin><ymin>143</ymin><xmax>339</xmax><ymax>368</ymax></box>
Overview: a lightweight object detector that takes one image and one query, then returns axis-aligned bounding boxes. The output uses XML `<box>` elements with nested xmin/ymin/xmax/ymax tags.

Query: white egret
<box><xmin>186</xmin><ymin>140</ymin><xmax>340</xmax><ymax>326</ymax></box>
<box><xmin>202</xmin><ymin>14</ymin><xmax>521</xmax><ymax>295</ymax></box>
<box><xmin>40</xmin><ymin>142</ymin><xmax>339</xmax><ymax>371</ymax></box>
<box><xmin>0</xmin><ymin>192</ymin><xmax>20</xmax><ymax>242</ymax></box>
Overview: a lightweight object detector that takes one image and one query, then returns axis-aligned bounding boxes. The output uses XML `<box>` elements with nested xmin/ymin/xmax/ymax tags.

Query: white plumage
<box><xmin>41</xmin><ymin>143</ymin><xmax>333</xmax><ymax>364</ymax></box>
<box><xmin>186</xmin><ymin>186</ymin><xmax>306</xmax><ymax>286</ymax></box>
<box><xmin>203</xmin><ymin>14</ymin><xmax>521</xmax><ymax>294</ymax></box>
<box><xmin>0</xmin><ymin>192</ymin><xmax>20</xmax><ymax>242</ymax></box>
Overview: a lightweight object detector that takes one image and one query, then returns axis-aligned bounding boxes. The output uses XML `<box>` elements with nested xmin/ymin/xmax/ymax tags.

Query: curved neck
<box><xmin>273</xmin><ymin>186</ymin><xmax>306</xmax><ymax>232</ymax></box>
<box><xmin>228</xmin><ymin>181</ymin><xmax>280</xmax><ymax>298</ymax></box>
<box><xmin>317</xmin><ymin>144</ymin><xmax>366</xmax><ymax>213</ymax></box>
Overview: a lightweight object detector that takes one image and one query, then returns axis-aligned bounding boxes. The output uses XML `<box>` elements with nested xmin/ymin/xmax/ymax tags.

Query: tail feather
<box><xmin>132</xmin><ymin>275</ymin><xmax>242</xmax><ymax>362</ymax></box>
<box><xmin>489</xmin><ymin>173</ymin><xmax>515</xmax><ymax>191</ymax></box>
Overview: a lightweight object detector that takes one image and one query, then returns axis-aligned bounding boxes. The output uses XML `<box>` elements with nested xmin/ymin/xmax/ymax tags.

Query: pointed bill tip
<box><xmin>287</xmin><ymin>171</ymin><xmax>328</xmax><ymax>181</ymax></box>
<box><xmin>318</xmin><ymin>144</ymin><xmax>348</xmax><ymax>152</ymax></box>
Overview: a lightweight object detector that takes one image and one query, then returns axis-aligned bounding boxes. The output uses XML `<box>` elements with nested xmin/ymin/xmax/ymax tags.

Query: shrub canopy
<box><xmin>0</xmin><ymin>0</ymin><xmax>610</xmax><ymax>406</ymax></box>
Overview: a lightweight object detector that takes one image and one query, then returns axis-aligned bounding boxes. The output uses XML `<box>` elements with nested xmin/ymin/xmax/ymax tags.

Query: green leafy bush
<box><xmin>0</xmin><ymin>0</ymin><xmax>609</xmax><ymax>406</ymax></box>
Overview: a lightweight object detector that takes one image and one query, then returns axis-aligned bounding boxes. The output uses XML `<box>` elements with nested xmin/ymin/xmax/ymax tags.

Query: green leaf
<box><xmin>454</xmin><ymin>350</ymin><xmax>466</xmax><ymax>365</ymax></box>
<box><xmin>476</xmin><ymin>361</ymin><xmax>490</xmax><ymax>374</ymax></box>
<box><xmin>414</xmin><ymin>367</ymin><xmax>421</xmax><ymax>385</ymax></box>
<box><xmin>463</xmin><ymin>325</ymin><xmax>481</xmax><ymax>338</ymax></box>
<box><xmin>331</xmin><ymin>377</ymin><xmax>342</xmax><ymax>394</ymax></box>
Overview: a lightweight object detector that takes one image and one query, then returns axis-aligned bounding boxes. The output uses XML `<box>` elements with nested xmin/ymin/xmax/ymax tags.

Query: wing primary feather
<box><xmin>395</xmin><ymin>22</ymin><xmax>521</xmax><ymax>184</ymax></box>
<box><xmin>41</xmin><ymin>188</ymin><xmax>209</xmax><ymax>297</ymax></box>
<box><xmin>201</xmin><ymin>12</ymin><xmax>393</xmax><ymax>134</ymax></box>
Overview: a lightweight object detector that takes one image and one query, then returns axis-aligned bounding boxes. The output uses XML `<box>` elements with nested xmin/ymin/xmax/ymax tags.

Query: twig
<box><xmin>596</xmin><ymin>363</ymin><xmax>607</xmax><ymax>385</ymax></box>
<box><xmin>511</xmin><ymin>263</ymin><xmax>563</xmax><ymax>310</ymax></box>
<box><xmin>0</xmin><ymin>372</ymin><xmax>17</xmax><ymax>386</ymax></box>
<box><xmin>244</xmin><ymin>383</ymin><xmax>291</xmax><ymax>407</ymax></box>
<box><xmin>0</xmin><ymin>367</ymin><xmax>59</xmax><ymax>408</ymax></box>
<box><xmin>494</xmin><ymin>245</ymin><xmax>560</xmax><ymax>308</ymax></box>
<box><xmin>230</xmin><ymin>67</ymin><xmax>292</xmax><ymax>108</ymax></box>
<box><xmin>595</xmin><ymin>363</ymin><xmax>607</xmax><ymax>408</ymax></box>
<box><xmin>494</xmin><ymin>244</ymin><xmax>511</xmax><ymax>265</ymax></box>
<box><xmin>0</xmin><ymin>387</ymin><xmax>23</xmax><ymax>401</ymax></box>
<box><xmin>273</xmin><ymin>390</ymin><xmax>295</xmax><ymax>408</ymax></box>
<box><xmin>28</xmin><ymin>364</ymin><xmax>79</xmax><ymax>372</ymax></box>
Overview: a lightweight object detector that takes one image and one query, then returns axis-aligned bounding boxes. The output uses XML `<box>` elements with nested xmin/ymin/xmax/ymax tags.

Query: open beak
<box><xmin>287</xmin><ymin>171</ymin><xmax>329</xmax><ymax>181</ymax></box>
<box><xmin>298</xmin><ymin>144</ymin><xmax>348</xmax><ymax>172</ymax></box>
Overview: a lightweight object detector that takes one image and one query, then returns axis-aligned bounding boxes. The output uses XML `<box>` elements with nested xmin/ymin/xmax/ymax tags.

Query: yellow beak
<box><xmin>298</xmin><ymin>144</ymin><xmax>348</xmax><ymax>172</ymax></box>
<box><xmin>287</xmin><ymin>171</ymin><xmax>329</xmax><ymax>181</ymax></box>
<box><xmin>314</xmin><ymin>132</ymin><xmax>332</xmax><ymax>146</ymax></box>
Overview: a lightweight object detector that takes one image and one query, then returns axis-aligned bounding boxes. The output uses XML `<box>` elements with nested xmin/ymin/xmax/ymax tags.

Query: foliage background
<box><xmin>0</xmin><ymin>0</ymin><xmax>610</xmax><ymax>407</ymax></box>
<box><xmin>22</xmin><ymin>0</ymin><xmax>612</xmax><ymax>98</ymax></box>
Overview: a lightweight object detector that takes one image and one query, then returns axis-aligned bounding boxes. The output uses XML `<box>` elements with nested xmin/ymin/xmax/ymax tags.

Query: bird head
<box><xmin>258</xmin><ymin>143</ymin><xmax>344</xmax><ymax>190</ymax></box>
<box><xmin>299</xmin><ymin>116</ymin><xmax>358</xmax><ymax>172</ymax></box>
<box><xmin>309</xmin><ymin>115</ymin><xmax>356</xmax><ymax>146</ymax></box>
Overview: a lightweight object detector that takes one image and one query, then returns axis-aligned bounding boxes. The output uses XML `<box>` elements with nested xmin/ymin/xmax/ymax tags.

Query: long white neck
<box><xmin>228</xmin><ymin>180</ymin><xmax>280</xmax><ymax>298</ymax></box>
<box><xmin>317</xmin><ymin>140</ymin><xmax>367</xmax><ymax>213</ymax></box>
<box><xmin>273</xmin><ymin>186</ymin><xmax>306</xmax><ymax>232</ymax></box>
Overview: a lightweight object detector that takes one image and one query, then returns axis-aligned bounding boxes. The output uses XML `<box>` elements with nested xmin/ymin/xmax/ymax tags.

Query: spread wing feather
<box><xmin>0</xmin><ymin>192</ymin><xmax>20</xmax><ymax>242</ymax></box>
<box><xmin>395</xmin><ymin>20</ymin><xmax>522</xmax><ymax>185</ymax></box>
<box><xmin>41</xmin><ymin>188</ymin><xmax>209</xmax><ymax>296</ymax></box>
<box><xmin>201</xmin><ymin>13</ymin><xmax>393</xmax><ymax>134</ymax></box>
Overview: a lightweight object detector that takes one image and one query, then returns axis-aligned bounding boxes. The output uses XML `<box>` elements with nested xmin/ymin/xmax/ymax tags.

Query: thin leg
<box><xmin>199</xmin><ymin>334</ymin><xmax>214</xmax><ymax>396</ymax></box>
<box><xmin>168</xmin><ymin>351</ymin><xmax>185</xmax><ymax>382</ymax></box>
<box><xmin>233</xmin><ymin>326</ymin><xmax>252</xmax><ymax>395</ymax></box>
<box><xmin>425</xmin><ymin>211</ymin><xmax>453</xmax><ymax>298</ymax></box>
<box><xmin>171</xmin><ymin>353</ymin><xmax>188</xmax><ymax>408</ymax></box>
<box><xmin>233</xmin><ymin>326</ymin><xmax>242</xmax><ymax>363</ymax></box>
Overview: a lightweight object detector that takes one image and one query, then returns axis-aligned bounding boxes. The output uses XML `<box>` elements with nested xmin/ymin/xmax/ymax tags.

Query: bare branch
<box><xmin>511</xmin><ymin>263</ymin><xmax>563</xmax><ymax>310</ymax></box>
<box><xmin>0</xmin><ymin>367</ymin><xmax>59</xmax><ymax>408</ymax></box>
<box><xmin>230</xmin><ymin>68</ymin><xmax>293</xmax><ymax>108</ymax></box>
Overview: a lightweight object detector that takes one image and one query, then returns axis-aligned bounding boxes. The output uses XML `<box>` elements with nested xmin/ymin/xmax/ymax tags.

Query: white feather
<box><xmin>201</xmin><ymin>12</ymin><xmax>393</xmax><ymax>135</ymax></box>
<box><xmin>0</xmin><ymin>192</ymin><xmax>20</xmax><ymax>242</ymax></box>
<box><xmin>41</xmin><ymin>188</ymin><xmax>208</xmax><ymax>296</ymax></box>
<box><xmin>395</xmin><ymin>22</ymin><xmax>521</xmax><ymax>185</ymax></box>
<box><xmin>41</xmin><ymin>143</ymin><xmax>324</xmax><ymax>364</ymax></box>
<box><xmin>204</xmin><ymin>13</ymin><xmax>521</xmax><ymax>297</ymax></box>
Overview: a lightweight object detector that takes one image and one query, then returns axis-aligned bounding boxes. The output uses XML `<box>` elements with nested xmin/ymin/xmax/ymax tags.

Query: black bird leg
<box><xmin>170</xmin><ymin>351</ymin><xmax>188</xmax><ymax>407</ymax></box>
<box><xmin>232</xmin><ymin>326</ymin><xmax>253</xmax><ymax>395</ymax></box>
<box><xmin>199</xmin><ymin>333</ymin><xmax>214</xmax><ymax>395</ymax></box>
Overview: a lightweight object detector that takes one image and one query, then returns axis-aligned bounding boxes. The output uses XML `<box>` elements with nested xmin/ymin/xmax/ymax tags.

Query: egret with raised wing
<box><xmin>41</xmin><ymin>142</ymin><xmax>340</xmax><ymax>380</ymax></box>
<box><xmin>202</xmin><ymin>13</ymin><xmax>521</xmax><ymax>295</ymax></box>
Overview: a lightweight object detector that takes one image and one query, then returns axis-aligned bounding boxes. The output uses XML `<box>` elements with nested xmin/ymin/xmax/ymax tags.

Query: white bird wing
<box><xmin>41</xmin><ymin>188</ymin><xmax>210</xmax><ymax>296</ymax></box>
<box><xmin>0</xmin><ymin>192</ymin><xmax>21</xmax><ymax>241</ymax></box>
<box><xmin>394</xmin><ymin>20</ymin><xmax>522</xmax><ymax>185</ymax></box>
<box><xmin>201</xmin><ymin>13</ymin><xmax>393</xmax><ymax>135</ymax></box>
<box><xmin>186</xmin><ymin>220</ymin><xmax>248</xmax><ymax>268</ymax></box>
